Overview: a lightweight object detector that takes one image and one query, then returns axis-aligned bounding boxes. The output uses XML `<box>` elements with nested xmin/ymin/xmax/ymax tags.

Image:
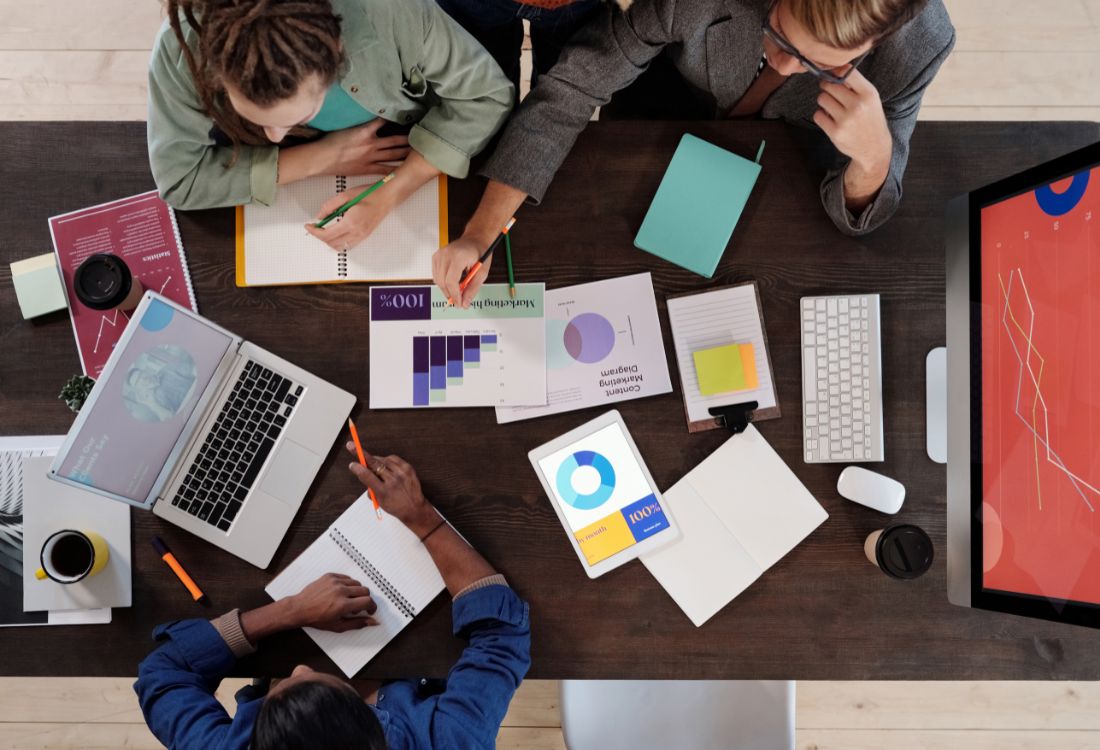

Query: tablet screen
<box><xmin>537</xmin><ymin>422</ymin><xmax>671</xmax><ymax>565</ymax></box>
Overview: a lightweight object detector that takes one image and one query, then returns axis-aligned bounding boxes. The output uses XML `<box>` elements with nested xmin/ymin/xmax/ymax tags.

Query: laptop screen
<box><xmin>56</xmin><ymin>298</ymin><xmax>233</xmax><ymax>503</ymax></box>
<box><xmin>979</xmin><ymin>161</ymin><xmax>1100</xmax><ymax>608</ymax></box>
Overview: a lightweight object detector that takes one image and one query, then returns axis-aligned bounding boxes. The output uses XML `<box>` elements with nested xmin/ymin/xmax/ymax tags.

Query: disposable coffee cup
<box><xmin>864</xmin><ymin>524</ymin><xmax>933</xmax><ymax>579</ymax></box>
<box><xmin>73</xmin><ymin>253</ymin><xmax>144</xmax><ymax>311</ymax></box>
<box><xmin>35</xmin><ymin>529</ymin><xmax>110</xmax><ymax>584</ymax></box>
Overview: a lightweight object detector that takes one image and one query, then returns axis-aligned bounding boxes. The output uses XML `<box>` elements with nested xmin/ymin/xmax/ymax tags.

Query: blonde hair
<box><xmin>784</xmin><ymin>0</ymin><xmax>927</xmax><ymax>49</ymax></box>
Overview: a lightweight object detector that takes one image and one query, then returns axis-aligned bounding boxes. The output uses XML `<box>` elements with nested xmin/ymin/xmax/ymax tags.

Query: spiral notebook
<box><xmin>265</xmin><ymin>494</ymin><xmax>445</xmax><ymax>677</ymax></box>
<box><xmin>235</xmin><ymin>173</ymin><xmax>447</xmax><ymax>286</ymax></box>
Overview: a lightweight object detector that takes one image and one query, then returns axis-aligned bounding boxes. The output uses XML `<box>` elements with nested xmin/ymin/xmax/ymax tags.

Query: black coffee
<box><xmin>50</xmin><ymin>534</ymin><xmax>93</xmax><ymax>577</ymax></box>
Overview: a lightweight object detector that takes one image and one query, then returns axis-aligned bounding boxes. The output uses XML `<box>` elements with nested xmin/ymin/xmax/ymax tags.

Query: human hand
<box><xmin>813</xmin><ymin>69</ymin><xmax>892</xmax><ymax>176</ymax></box>
<box><xmin>319</xmin><ymin>120</ymin><xmax>410</xmax><ymax>176</ymax></box>
<box><xmin>286</xmin><ymin>572</ymin><xmax>379</xmax><ymax>632</ymax></box>
<box><xmin>346</xmin><ymin>444</ymin><xmax>439</xmax><ymax>536</ymax></box>
<box><xmin>432</xmin><ymin>234</ymin><xmax>492</xmax><ymax>308</ymax></box>
<box><xmin>304</xmin><ymin>185</ymin><xmax>395</xmax><ymax>250</ymax></box>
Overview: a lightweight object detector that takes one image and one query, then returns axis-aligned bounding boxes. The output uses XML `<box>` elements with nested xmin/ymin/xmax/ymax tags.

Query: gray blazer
<box><xmin>482</xmin><ymin>0</ymin><xmax>955</xmax><ymax>235</ymax></box>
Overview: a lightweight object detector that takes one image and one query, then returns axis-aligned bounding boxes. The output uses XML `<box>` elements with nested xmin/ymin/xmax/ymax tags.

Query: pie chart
<box><xmin>564</xmin><ymin>313</ymin><xmax>616</xmax><ymax>364</ymax></box>
<box><xmin>555</xmin><ymin>450</ymin><xmax>616</xmax><ymax>510</ymax></box>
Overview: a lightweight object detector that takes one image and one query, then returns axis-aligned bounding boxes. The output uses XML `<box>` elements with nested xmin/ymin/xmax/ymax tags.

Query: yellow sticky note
<box><xmin>693</xmin><ymin>344</ymin><xmax>745</xmax><ymax>395</ymax></box>
<box><xmin>693</xmin><ymin>343</ymin><xmax>758</xmax><ymax>395</ymax></box>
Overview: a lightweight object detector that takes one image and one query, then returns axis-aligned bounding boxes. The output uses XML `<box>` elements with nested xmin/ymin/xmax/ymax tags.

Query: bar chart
<box><xmin>413</xmin><ymin>334</ymin><xmax>499</xmax><ymax>405</ymax></box>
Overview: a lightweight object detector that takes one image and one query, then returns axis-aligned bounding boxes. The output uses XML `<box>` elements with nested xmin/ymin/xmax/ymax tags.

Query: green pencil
<box><xmin>505</xmin><ymin>231</ymin><xmax>515</xmax><ymax>298</ymax></box>
<box><xmin>314</xmin><ymin>173</ymin><xmax>394</xmax><ymax>228</ymax></box>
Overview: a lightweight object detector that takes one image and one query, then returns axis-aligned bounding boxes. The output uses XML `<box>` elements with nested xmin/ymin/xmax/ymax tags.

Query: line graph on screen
<box><xmin>999</xmin><ymin>267</ymin><xmax>1097</xmax><ymax>513</ymax></box>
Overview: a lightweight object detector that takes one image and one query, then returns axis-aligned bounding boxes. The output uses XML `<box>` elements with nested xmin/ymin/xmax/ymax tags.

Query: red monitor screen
<box><xmin>980</xmin><ymin>165</ymin><xmax>1100</xmax><ymax>606</ymax></box>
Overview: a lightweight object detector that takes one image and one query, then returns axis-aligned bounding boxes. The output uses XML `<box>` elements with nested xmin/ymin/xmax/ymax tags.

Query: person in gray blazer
<box><xmin>433</xmin><ymin>0</ymin><xmax>955</xmax><ymax>306</ymax></box>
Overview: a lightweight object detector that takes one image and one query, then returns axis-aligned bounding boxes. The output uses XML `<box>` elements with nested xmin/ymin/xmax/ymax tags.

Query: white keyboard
<box><xmin>801</xmin><ymin>294</ymin><xmax>884</xmax><ymax>463</ymax></box>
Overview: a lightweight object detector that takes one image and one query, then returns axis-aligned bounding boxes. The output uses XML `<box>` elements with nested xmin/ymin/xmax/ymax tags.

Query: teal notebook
<box><xmin>634</xmin><ymin>134</ymin><xmax>762</xmax><ymax>278</ymax></box>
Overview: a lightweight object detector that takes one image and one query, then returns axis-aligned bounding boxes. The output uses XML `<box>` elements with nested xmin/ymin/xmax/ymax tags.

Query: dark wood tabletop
<box><xmin>2</xmin><ymin>120</ymin><xmax>1098</xmax><ymax>680</ymax></box>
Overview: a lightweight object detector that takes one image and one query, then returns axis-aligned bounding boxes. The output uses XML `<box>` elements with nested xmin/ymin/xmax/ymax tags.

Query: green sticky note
<box><xmin>693</xmin><ymin>344</ymin><xmax>747</xmax><ymax>396</ymax></box>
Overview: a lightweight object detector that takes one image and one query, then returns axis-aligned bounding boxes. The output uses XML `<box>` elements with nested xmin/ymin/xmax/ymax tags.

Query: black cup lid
<box><xmin>876</xmin><ymin>524</ymin><xmax>934</xmax><ymax>579</ymax></box>
<box><xmin>74</xmin><ymin>253</ymin><xmax>132</xmax><ymax>310</ymax></box>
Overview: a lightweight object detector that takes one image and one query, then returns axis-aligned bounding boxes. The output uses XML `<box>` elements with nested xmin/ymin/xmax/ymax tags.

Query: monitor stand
<box><xmin>926</xmin><ymin>347</ymin><xmax>947</xmax><ymax>464</ymax></box>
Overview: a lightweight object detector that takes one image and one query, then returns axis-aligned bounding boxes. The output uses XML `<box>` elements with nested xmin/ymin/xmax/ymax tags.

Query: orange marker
<box><xmin>348</xmin><ymin>419</ymin><xmax>383</xmax><ymax>520</ymax></box>
<box><xmin>152</xmin><ymin>536</ymin><xmax>207</xmax><ymax>604</ymax></box>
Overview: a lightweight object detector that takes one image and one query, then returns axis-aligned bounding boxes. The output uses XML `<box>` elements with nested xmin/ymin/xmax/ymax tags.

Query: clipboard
<box><xmin>666</xmin><ymin>281</ymin><xmax>780</xmax><ymax>433</ymax></box>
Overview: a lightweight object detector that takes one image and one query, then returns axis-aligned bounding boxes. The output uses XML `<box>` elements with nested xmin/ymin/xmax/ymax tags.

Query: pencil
<box><xmin>347</xmin><ymin>419</ymin><xmax>383</xmax><ymax>520</ymax></box>
<box><xmin>314</xmin><ymin>173</ymin><xmax>394</xmax><ymax>228</ymax></box>
<box><xmin>505</xmin><ymin>232</ymin><xmax>515</xmax><ymax>298</ymax></box>
<box><xmin>451</xmin><ymin>217</ymin><xmax>517</xmax><ymax>303</ymax></box>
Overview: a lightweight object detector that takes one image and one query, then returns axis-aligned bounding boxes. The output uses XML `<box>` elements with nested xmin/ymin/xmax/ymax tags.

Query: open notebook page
<box><xmin>265</xmin><ymin>493</ymin><xmax>444</xmax><ymax>677</ymax></box>
<box><xmin>667</xmin><ymin>284</ymin><xmax>776</xmax><ymax>422</ymax></box>
<box><xmin>243</xmin><ymin>173</ymin><xmax>440</xmax><ymax>285</ymax></box>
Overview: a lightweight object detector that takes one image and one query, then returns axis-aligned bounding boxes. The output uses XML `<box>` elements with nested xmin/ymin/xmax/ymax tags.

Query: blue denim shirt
<box><xmin>134</xmin><ymin>584</ymin><xmax>530</xmax><ymax>749</ymax></box>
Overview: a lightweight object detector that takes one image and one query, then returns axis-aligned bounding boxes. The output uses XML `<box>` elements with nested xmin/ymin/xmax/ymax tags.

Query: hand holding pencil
<box><xmin>305</xmin><ymin>174</ymin><xmax>395</xmax><ymax>252</ymax></box>
<box><xmin>345</xmin><ymin>436</ymin><xmax>439</xmax><ymax>533</ymax></box>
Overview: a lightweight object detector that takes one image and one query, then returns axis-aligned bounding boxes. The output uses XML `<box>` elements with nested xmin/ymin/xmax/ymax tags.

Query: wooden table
<box><xmin>2</xmin><ymin>120</ymin><xmax>1098</xmax><ymax>680</ymax></box>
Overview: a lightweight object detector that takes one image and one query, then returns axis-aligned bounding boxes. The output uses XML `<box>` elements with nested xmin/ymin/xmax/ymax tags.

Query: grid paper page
<box><xmin>265</xmin><ymin>493</ymin><xmax>444</xmax><ymax>677</ymax></box>
<box><xmin>667</xmin><ymin>284</ymin><xmax>776</xmax><ymax>423</ymax></box>
<box><xmin>244</xmin><ymin>173</ymin><xmax>440</xmax><ymax>285</ymax></box>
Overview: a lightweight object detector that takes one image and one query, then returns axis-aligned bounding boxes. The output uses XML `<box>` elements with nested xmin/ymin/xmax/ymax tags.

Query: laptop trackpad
<box><xmin>259</xmin><ymin>440</ymin><xmax>320</xmax><ymax>505</ymax></box>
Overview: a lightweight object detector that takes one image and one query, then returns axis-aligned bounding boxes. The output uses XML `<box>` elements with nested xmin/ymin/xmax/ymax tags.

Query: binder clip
<box><xmin>708</xmin><ymin>401</ymin><xmax>758</xmax><ymax>435</ymax></box>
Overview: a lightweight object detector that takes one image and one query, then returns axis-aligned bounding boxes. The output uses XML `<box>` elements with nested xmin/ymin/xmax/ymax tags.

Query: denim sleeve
<box><xmin>133</xmin><ymin>619</ymin><xmax>248</xmax><ymax>750</ymax></box>
<box><xmin>429</xmin><ymin>585</ymin><xmax>532</xmax><ymax>749</ymax></box>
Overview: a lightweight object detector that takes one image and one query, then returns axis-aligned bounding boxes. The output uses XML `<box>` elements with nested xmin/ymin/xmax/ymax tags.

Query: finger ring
<box><xmin>373</xmin><ymin>461</ymin><xmax>387</xmax><ymax>474</ymax></box>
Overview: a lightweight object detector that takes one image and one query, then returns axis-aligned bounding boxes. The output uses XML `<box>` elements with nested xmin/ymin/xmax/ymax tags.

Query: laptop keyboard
<box><xmin>169</xmin><ymin>360</ymin><xmax>302</xmax><ymax>532</ymax></box>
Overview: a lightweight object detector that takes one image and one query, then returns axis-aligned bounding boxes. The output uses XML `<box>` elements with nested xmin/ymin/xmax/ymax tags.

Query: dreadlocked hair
<box><xmin>166</xmin><ymin>0</ymin><xmax>344</xmax><ymax>149</ymax></box>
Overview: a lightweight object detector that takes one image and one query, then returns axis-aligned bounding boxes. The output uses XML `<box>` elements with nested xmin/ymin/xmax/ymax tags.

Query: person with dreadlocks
<box><xmin>148</xmin><ymin>0</ymin><xmax>514</xmax><ymax>251</ymax></box>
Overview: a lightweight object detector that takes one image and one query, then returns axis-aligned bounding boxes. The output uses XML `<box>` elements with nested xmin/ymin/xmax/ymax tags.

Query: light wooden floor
<box><xmin>3</xmin><ymin>1</ymin><xmax>1099</xmax><ymax>749</ymax></box>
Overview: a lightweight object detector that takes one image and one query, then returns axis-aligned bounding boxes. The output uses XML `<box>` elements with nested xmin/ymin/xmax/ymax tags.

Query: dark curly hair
<box><xmin>252</xmin><ymin>679</ymin><xmax>388</xmax><ymax>750</ymax></box>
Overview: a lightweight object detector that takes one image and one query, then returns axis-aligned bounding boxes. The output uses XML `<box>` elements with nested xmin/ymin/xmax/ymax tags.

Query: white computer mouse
<box><xmin>837</xmin><ymin>466</ymin><xmax>905</xmax><ymax>514</ymax></box>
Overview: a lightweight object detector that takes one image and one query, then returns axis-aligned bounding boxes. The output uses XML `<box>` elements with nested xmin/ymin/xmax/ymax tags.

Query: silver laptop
<box><xmin>49</xmin><ymin>292</ymin><xmax>354</xmax><ymax>568</ymax></box>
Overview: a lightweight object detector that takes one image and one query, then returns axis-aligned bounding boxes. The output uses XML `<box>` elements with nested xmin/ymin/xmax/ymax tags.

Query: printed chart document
<box><xmin>266</xmin><ymin>494</ymin><xmax>445</xmax><ymax>677</ymax></box>
<box><xmin>237</xmin><ymin>174</ymin><xmax>446</xmax><ymax>286</ymax></box>
<box><xmin>369</xmin><ymin>284</ymin><xmax>547</xmax><ymax>408</ymax></box>
<box><xmin>666</xmin><ymin>282</ymin><xmax>779</xmax><ymax>431</ymax></box>
<box><xmin>641</xmin><ymin>425</ymin><xmax>827</xmax><ymax>626</ymax></box>
<box><xmin>0</xmin><ymin>437</ymin><xmax>110</xmax><ymax>628</ymax></box>
<box><xmin>496</xmin><ymin>273</ymin><xmax>673</xmax><ymax>423</ymax></box>
<box><xmin>48</xmin><ymin>191</ymin><xmax>196</xmax><ymax>378</ymax></box>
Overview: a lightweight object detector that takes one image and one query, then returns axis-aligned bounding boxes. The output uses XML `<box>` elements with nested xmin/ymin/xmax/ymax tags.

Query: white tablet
<box><xmin>528</xmin><ymin>410</ymin><xmax>679</xmax><ymax>578</ymax></box>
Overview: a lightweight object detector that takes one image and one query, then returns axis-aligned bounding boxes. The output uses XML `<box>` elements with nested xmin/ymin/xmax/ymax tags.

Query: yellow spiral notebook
<box><xmin>235</xmin><ymin>174</ymin><xmax>448</xmax><ymax>287</ymax></box>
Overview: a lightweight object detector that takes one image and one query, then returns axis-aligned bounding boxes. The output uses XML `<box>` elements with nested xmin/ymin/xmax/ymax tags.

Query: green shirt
<box><xmin>307</xmin><ymin>84</ymin><xmax>377</xmax><ymax>131</ymax></box>
<box><xmin>147</xmin><ymin>0</ymin><xmax>514</xmax><ymax>210</ymax></box>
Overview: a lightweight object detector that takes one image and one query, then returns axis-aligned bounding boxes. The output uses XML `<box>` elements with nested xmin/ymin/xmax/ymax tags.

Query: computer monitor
<box><xmin>946</xmin><ymin>141</ymin><xmax>1100</xmax><ymax>628</ymax></box>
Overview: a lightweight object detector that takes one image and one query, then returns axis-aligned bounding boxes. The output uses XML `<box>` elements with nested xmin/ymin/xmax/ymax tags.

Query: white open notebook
<box><xmin>237</xmin><ymin>174</ymin><xmax>446</xmax><ymax>286</ymax></box>
<box><xmin>641</xmin><ymin>425</ymin><xmax>827</xmax><ymax>627</ymax></box>
<box><xmin>266</xmin><ymin>494</ymin><xmax>445</xmax><ymax>677</ymax></box>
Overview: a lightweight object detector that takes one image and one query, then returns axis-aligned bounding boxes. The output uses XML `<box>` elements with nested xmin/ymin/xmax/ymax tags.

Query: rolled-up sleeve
<box><xmin>134</xmin><ymin>618</ymin><xmax>261</xmax><ymax>750</ymax></box>
<box><xmin>147</xmin><ymin>20</ymin><xmax>278</xmax><ymax>210</ymax></box>
<box><xmin>407</xmin><ymin>2</ymin><xmax>514</xmax><ymax>178</ymax></box>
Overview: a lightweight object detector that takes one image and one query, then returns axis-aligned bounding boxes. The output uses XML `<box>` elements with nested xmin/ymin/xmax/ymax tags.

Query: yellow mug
<box><xmin>35</xmin><ymin>530</ymin><xmax>109</xmax><ymax>584</ymax></box>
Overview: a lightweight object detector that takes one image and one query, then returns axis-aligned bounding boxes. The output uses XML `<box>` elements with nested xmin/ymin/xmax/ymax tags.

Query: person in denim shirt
<box><xmin>134</xmin><ymin>444</ymin><xmax>531</xmax><ymax>750</ymax></box>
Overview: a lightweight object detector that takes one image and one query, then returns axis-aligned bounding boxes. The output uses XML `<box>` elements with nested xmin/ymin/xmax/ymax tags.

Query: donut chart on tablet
<box><xmin>555</xmin><ymin>450</ymin><xmax>616</xmax><ymax>510</ymax></box>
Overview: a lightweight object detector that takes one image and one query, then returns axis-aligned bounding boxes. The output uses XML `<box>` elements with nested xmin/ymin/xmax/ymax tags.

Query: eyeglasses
<box><xmin>761</xmin><ymin>3</ymin><xmax>870</xmax><ymax>85</ymax></box>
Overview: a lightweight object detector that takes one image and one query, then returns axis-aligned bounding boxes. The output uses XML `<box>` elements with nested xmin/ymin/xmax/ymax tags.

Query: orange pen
<box><xmin>348</xmin><ymin>419</ymin><xmax>383</xmax><ymax>520</ymax></box>
<box><xmin>448</xmin><ymin>217</ymin><xmax>517</xmax><ymax>304</ymax></box>
<box><xmin>152</xmin><ymin>536</ymin><xmax>207</xmax><ymax>604</ymax></box>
